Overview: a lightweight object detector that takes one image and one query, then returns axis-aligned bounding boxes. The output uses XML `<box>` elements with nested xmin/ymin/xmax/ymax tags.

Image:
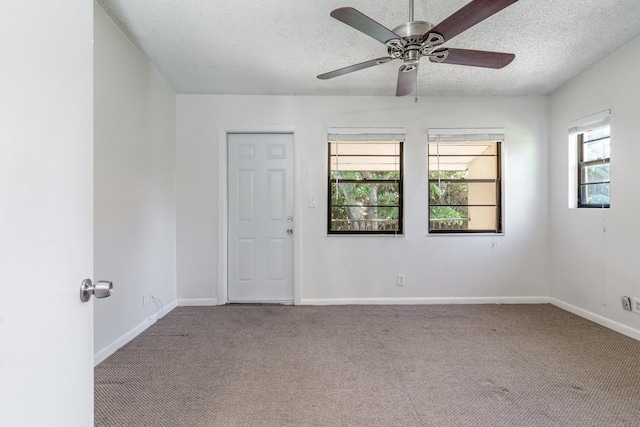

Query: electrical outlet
<box><xmin>621</xmin><ymin>296</ymin><xmax>632</xmax><ymax>311</ymax></box>
<box><xmin>143</xmin><ymin>291</ymin><xmax>151</xmax><ymax>306</ymax></box>
<box><xmin>632</xmin><ymin>297</ymin><xmax>640</xmax><ymax>315</ymax></box>
<box><xmin>396</xmin><ymin>273</ymin><xmax>405</xmax><ymax>286</ymax></box>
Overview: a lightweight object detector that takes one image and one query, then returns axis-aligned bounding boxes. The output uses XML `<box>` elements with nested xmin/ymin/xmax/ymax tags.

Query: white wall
<box><xmin>549</xmin><ymin>36</ymin><xmax>640</xmax><ymax>338</ymax></box>
<box><xmin>176</xmin><ymin>95</ymin><xmax>549</xmax><ymax>304</ymax></box>
<box><xmin>94</xmin><ymin>3</ymin><xmax>177</xmax><ymax>363</ymax></box>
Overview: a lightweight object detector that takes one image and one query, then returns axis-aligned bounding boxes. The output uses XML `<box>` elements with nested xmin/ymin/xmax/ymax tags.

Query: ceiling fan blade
<box><xmin>426</xmin><ymin>0</ymin><xmax>518</xmax><ymax>42</ymax></box>
<box><xmin>317</xmin><ymin>57</ymin><xmax>393</xmax><ymax>80</ymax></box>
<box><xmin>396</xmin><ymin>64</ymin><xmax>418</xmax><ymax>97</ymax></box>
<box><xmin>430</xmin><ymin>48</ymin><xmax>515</xmax><ymax>69</ymax></box>
<box><xmin>331</xmin><ymin>7</ymin><xmax>402</xmax><ymax>45</ymax></box>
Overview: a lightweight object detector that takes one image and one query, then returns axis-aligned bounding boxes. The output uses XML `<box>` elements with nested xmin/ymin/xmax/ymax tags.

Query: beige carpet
<box><xmin>95</xmin><ymin>304</ymin><xmax>640</xmax><ymax>426</ymax></box>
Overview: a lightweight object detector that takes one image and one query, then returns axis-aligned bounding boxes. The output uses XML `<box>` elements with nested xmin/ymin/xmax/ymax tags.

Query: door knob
<box><xmin>287</xmin><ymin>228</ymin><xmax>293</xmax><ymax>235</ymax></box>
<box><xmin>80</xmin><ymin>279</ymin><xmax>113</xmax><ymax>302</ymax></box>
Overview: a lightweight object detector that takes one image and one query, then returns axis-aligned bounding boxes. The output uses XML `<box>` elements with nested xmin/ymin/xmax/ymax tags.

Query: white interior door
<box><xmin>0</xmin><ymin>1</ymin><xmax>94</xmax><ymax>426</ymax></box>
<box><xmin>228</xmin><ymin>133</ymin><xmax>294</xmax><ymax>303</ymax></box>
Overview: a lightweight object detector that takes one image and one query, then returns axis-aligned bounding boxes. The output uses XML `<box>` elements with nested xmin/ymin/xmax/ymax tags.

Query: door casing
<box><xmin>217</xmin><ymin>126</ymin><xmax>301</xmax><ymax>305</ymax></box>
<box><xmin>227</xmin><ymin>133</ymin><xmax>294</xmax><ymax>302</ymax></box>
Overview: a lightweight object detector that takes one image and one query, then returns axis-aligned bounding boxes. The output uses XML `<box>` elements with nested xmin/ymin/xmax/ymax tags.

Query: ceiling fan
<box><xmin>317</xmin><ymin>0</ymin><xmax>519</xmax><ymax>96</ymax></box>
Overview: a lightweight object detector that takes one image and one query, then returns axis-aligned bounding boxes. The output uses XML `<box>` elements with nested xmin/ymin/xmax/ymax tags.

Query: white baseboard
<box><xmin>94</xmin><ymin>299</ymin><xmax>178</xmax><ymax>366</ymax></box>
<box><xmin>300</xmin><ymin>296</ymin><xmax>550</xmax><ymax>306</ymax></box>
<box><xmin>158</xmin><ymin>299</ymin><xmax>178</xmax><ymax>318</ymax></box>
<box><xmin>550</xmin><ymin>298</ymin><xmax>640</xmax><ymax>342</ymax></box>
<box><xmin>178</xmin><ymin>298</ymin><xmax>219</xmax><ymax>306</ymax></box>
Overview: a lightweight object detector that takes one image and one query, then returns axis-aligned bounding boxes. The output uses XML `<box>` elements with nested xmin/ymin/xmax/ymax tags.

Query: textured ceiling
<box><xmin>97</xmin><ymin>0</ymin><xmax>640</xmax><ymax>96</ymax></box>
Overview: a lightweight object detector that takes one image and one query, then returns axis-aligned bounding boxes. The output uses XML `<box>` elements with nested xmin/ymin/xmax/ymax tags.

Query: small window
<box><xmin>428</xmin><ymin>130</ymin><xmax>503</xmax><ymax>234</ymax></box>
<box><xmin>569</xmin><ymin>110</ymin><xmax>611</xmax><ymax>209</ymax></box>
<box><xmin>328</xmin><ymin>135</ymin><xmax>403</xmax><ymax>234</ymax></box>
<box><xmin>577</xmin><ymin>125</ymin><xmax>610</xmax><ymax>208</ymax></box>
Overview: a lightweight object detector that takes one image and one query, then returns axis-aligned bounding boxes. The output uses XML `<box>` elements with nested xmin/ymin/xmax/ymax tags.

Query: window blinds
<box><xmin>428</xmin><ymin>128</ymin><xmax>504</xmax><ymax>143</ymax></box>
<box><xmin>328</xmin><ymin>132</ymin><xmax>405</xmax><ymax>142</ymax></box>
<box><xmin>568</xmin><ymin>110</ymin><xmax>611</xmax><ymax>135</ymax></box>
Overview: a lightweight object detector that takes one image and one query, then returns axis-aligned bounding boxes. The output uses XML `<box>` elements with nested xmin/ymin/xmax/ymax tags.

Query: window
<box><xmin>428</xmin><ymin>130</ymin><xmax>503</xmax><ymax>234</ymax></box>
<box><xmin>577</xmin><ymin>125</ymin><xmax>610</xmax><ymax>208</ymax></box>
<box><xmin>569</xmin><ymin>110</ymin><xmax>611</xmax><ymax>209</ymax></box>
<box><xmin>328</xmin><ymin>133</ymin><xmax>403</xmax><ymax>234</ymax></box>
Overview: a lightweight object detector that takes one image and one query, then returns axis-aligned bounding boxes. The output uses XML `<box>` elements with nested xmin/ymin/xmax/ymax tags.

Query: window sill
<box><xmin>426</xmin><ymin>232</ymin><xmax>504</xmax><ymax>237</ymax></box>
<box><xmin>327</xmin><ymin>233</ymin><xmax>405</xmax><ymax>237</ymax></box>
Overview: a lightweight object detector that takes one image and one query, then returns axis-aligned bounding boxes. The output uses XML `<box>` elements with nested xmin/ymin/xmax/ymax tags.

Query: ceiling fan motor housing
<box><xmin>387</xmin><ymin>21</ymin><xmax>445</xmax><ymax>70</ymax></box>
<box><xmin>393</xmin><ymin>21</ymin><xmax>434</xmax><ymax>41</ymax></box>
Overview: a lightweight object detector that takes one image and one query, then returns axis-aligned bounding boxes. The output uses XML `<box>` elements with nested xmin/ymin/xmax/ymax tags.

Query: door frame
<box><xmin>217</xmin><ymin>126</ymin><xmax>301</xmax><ymax>305</ymax></box>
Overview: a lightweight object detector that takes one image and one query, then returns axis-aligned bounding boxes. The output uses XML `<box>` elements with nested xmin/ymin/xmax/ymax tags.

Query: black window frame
<box><xmin>577</xmin><ymin>126</ymin><xmax>610</xmax><ymax>208</ymax></box>
<box><xmin>327</xmin><ymin>139</ymin><xmax>403</xmax><ymax>235</ymax></box>
<box><xmin>428</xmin><ymin>140</ymin><xmax>502</xmax><ymax>234</ymax></box>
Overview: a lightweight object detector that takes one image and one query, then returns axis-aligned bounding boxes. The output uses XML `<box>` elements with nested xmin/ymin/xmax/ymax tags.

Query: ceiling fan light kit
<box><xmin>317</xmin><ymin>0</ymin><xmax>519</xmax><ymax>97</ymax></box>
